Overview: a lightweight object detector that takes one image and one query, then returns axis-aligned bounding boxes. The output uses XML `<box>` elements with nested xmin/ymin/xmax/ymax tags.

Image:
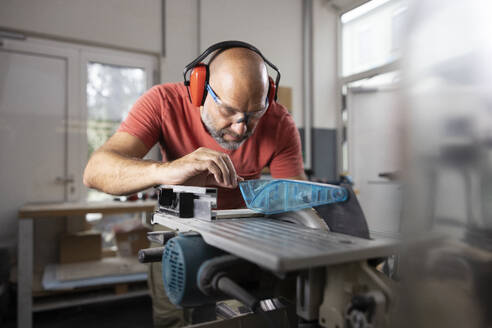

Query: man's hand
<box><xmin>162</xmin><ymin>147</ymin><xmax>243</xmax><ymax>188</ymax></box>
<box><xmin>84</xmin><ymin>133</ymin><xmax>243</xmax><ymax>195</ymax></box>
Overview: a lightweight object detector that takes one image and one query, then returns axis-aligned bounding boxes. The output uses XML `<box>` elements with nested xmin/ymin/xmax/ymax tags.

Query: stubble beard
<box><xmin>200</xmin><ymin>108</ymin><xmax>253</xmax><ymax>151</ymax></box>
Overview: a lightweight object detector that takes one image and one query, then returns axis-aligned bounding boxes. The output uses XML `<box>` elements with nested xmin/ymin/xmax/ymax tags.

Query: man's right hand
<box><xmin>84</xmin><ymin>132</ymin><xmax>244</xmax><ymax>195</ymax></box>
<box><xmin>161</xmin><ymin>147</ymin><xmax>243</xmax><ymax>188</ymax></box>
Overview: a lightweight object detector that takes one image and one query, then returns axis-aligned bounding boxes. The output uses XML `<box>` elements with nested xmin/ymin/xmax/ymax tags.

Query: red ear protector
<box><xmin>183</xmin><ymin>40</ymin><xmax>281</xmax><ymax>110</ymax></box>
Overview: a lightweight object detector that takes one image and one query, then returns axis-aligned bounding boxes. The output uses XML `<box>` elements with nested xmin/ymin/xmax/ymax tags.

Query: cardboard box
<box><xmin>59</xmin><ymin>231</ymin><xmax>102</xmax><ymax>264</ymax></box>
<box><xmin>102</xmin><ymin>246</ymin><xmax>118</xmax><ymax>258</ymax></box>
<box><xmin>66</xmin><ymin>215</ymin><xmax>90</xmax><ymax>234</ymax></box>
<box><xmin>277</xmin><ymin>86</ymin><xmax>293</xmax><ymax>113</ymax></box>
<box><xmin>114</xmin><ymin>226</ymin><xmax>150</xmax><ymax>257</ymax></box>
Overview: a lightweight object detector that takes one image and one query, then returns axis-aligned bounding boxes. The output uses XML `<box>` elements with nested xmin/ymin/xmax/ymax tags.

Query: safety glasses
<box><xmin>206</xmin><ymin>84</ymin><xmax>268</xmax><ymax>123</ymax></box>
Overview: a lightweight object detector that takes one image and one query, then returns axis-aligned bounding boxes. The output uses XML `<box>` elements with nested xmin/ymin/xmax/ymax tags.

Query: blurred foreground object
<box><xmin>397</xmin><ymin>0</ymin><xmax>492</xmax><ymax>327</ymax></box>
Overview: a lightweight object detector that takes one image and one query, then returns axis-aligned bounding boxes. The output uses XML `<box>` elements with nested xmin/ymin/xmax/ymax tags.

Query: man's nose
<box><xmin>230</xmin><ymin>121</ymin><xmax>247</xmax><ymax>136</ymax></box>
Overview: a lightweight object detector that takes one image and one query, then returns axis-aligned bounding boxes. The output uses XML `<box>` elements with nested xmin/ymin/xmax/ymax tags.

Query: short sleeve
<box><xmin>117</xmin><ymin>86</ymin><xmax>163</xmax><ymax>149</ymax></box>
<box><xmin>269</xmin><ymin>114</ymin><xmax>305</xmax><ymax>178</ymax></box>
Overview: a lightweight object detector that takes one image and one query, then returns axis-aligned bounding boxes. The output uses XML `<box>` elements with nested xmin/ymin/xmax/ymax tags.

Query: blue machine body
<box><xmin>162</xmin><ymin>234</ymin><xmax>224</xmax><ymax>307</ymax></box>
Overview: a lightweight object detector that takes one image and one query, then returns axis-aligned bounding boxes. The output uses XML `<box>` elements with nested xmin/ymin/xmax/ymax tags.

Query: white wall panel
<box><xmin>161</xmin><ymin>0</ymin><xmax>199</xmax><ymax>83</ymax></box>
<box><xmin>0</xmin><ymin>0</ymin><xmax>161</xmax><ymax>53</ymax></box>
<box><xmin>313</xmin><ymin>0</ymin><xmax>339</xmax><ymax>129</ymax></box>
<box><xmin>199</xmin><ymin>0</ymin><xmax>304</xmax><ymax>126</ymax></box>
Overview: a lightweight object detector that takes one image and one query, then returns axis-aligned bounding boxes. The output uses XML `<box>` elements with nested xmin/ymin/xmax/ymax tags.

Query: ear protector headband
<box><xmin>183</xmin><ymin>40</ymin><xmax>281</xmax><ymax>109</ymax></box>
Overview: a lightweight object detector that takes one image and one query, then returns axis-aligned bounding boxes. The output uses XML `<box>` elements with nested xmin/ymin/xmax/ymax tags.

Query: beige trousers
<box><xmin>147</xmin><ymin>223</ymin><xmax>187</xmax><ymax>328</ymax></box>
<box><xmin>148</xmin><ymin>260</ymin><xmax>186</xmax><ymax>328</ymax></box>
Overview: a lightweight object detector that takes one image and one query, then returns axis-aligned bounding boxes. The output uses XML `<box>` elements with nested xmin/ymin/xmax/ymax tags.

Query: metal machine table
<box><xmin>152</xmin><ymin>213</ymin><xmax>399</xmax><ymax>272</ymax></box>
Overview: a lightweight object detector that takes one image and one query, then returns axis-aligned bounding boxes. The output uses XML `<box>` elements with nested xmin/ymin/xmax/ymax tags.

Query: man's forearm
<box><xmin>84</xmin><ymin>143</ymin><xmax>242</xmax><ymax>195</ymax></box>
<box><xmin>83</xmin><ymin>149</ymin><xmax>165</xmax><ymax>195</ymax></box>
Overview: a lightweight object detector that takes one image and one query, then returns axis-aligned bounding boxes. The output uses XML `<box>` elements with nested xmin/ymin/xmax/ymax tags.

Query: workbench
<box><xmin>17</xmin><ymin>200</ymin><xmax>156</xmax><ymax>328</ymax></box>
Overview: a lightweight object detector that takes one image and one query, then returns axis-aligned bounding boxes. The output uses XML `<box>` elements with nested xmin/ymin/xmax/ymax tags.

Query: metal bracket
<box><xmin>155</xmin><ymin>185</ymin><xmax>217</xmax><ymax>221</ymax></box>
<box><xmin>297</xmin><ymin>267</ymin><xmax>325</xmax><ymax>321</ymax></box>
<box><xmin>146</xmin><ymin>231</ymin><xmax>176</xmax><ymax>245</ymax></box>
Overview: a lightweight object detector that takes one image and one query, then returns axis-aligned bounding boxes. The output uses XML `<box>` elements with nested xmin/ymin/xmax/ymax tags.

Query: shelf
<box><xmin>33</xmin><ymin>281</ymin><xmax>149</xmax><ymax>312</ymax></box>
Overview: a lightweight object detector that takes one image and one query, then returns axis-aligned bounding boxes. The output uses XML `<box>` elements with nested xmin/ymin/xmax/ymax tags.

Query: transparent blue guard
<box><xmin>239</xmin><ymin>179</ymin><xmax>348</xmax><ymax>214</ymax></box>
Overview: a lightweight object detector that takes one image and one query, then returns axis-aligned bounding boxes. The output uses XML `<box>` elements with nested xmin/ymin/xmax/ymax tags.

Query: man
<box><xmin>83</xmin><ymin>42</ymin><xmax>305</xmax><ymax>327</ymax></box>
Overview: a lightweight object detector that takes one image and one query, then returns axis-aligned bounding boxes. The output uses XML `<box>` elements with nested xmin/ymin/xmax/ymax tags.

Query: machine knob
<box><xmin>138</xmin><ymin>247</ymin><xmax>165</xmax><ymax>263</ymax></box>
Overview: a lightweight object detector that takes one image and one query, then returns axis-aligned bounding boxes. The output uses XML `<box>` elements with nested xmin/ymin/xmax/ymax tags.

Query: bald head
<box><xmin>208</xmin><ymin>47</ymin><xmax>269</xmax><ymax>109</ymax></box>
<box><xmin>200</xmin><ymin>47</ymin><xmax>271</xmax><ymax>150</ymax></box>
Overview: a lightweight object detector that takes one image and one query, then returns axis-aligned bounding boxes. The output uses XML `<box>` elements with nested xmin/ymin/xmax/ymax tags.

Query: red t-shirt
<box><xmin>118</xmin><ymin>82</ymin><xmax>304</xmax><ymax>209</ymax></box>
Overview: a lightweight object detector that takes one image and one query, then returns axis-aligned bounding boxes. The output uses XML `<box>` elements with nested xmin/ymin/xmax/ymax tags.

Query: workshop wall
<box><xmin>161</xmin><ymin>0</ymin><xmax>200</xmax><ymax>84</ymax></box>
<box><xmin>1</xmin><ymin>0</ymin><xmax>341</xmax><ymax>179</ymax></box>
<box><xmin>0</xmin><ymin>0</ymin><xmax>161</xmax><ymax>54</ymax></box>
<box><xmin>163</xmin><ymin>0</ymin><xmax>305</xmax><ymax>127</ymax></box>
<box><xmin>199</xmin><ymin>0</ymin><xmax>304</xmax><ymax>127</ymax></box>
<box><xmin>313</xmin><ymin>0</ymin><xmax>339</xmax><ymax>130</ymax></box>
<box><xmin>311</xmin><ymin>0</ymin><xmax>340</xmax><ymax>180</ymax></box>
<box><xmin>1</xmin><ymin>0</ymin><xmax>341</xmax><ymax>184</ymax></box>
<box><xmin>163</xmin><ymin>0</ymin><xmax>340</xmax><ymax>180</ymax></box>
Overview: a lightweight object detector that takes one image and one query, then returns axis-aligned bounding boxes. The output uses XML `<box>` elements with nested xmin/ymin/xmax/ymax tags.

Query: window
<box><xmin>341</xmin><ymin>0</ymin><xmax>407</xmax><ymax>77</ymax></box>
<box><xmin>1</xmin><ymin>37</ymin><xmax>158</xmax><ymax>202</ymax></box>
<box><xmin>86</xmin><ymin>63</ymin><xmax>146</xmax><ymax>158</ymax></box>
<box><xmin>340</xmin><ymin>0</ymin><xmax>406</xmax><ymax>173</ymax></box>
<box><xmin>82</xmin><ymin>50</ymin><xmax>157</xmax><ymax>201</ymax></box>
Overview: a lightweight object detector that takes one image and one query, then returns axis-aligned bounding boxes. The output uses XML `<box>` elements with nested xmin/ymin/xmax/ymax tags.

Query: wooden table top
<box><xmin>19</xmin><ymin>200</ymin><xmax>157</xmax><ymax>218</ymax></box>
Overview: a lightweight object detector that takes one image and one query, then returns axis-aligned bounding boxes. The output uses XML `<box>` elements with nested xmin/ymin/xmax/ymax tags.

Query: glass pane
<box><xmin>342</xmin><ymin>0</ymin><xmax>407</xmax><ymax>77</ymax></box>
<box><xmin>86</xmin><ymin>62</ymin><xmax>146</xmax><ymax>201</ymax></box>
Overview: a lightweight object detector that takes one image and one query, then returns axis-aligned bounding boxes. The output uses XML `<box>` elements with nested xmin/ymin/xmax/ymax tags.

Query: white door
<box><xmin>347</xmin><ymin>86</ymin><xmax>403</xmax><ymax>234</ymax></box>
<box><xmin>0</xmin><ymin>39</ymin><xmax>79</xmax><ymax>248</ymax></box>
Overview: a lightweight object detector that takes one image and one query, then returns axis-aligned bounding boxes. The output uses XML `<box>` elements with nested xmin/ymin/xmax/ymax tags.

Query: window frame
<box><xmin>336</xmin><ymin>0</ymin><xmax>404</xmax><ymax>174</ymax></box>
<box><xmin>339</xmin><ymin>0</ymin><xmax>403</xmax><ymax>83</ymax></box>
<box><xmin>1</xmin><ymin>36</ymin><xmax>159</xmax><ymax>202</ymax></box>
<box><xmin>80</xmin><ymin>47</ymin><xmax>158</xmax><ymax>200</ymax></box>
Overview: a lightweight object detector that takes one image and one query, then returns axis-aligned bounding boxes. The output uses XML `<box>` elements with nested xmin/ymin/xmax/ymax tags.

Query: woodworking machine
<box><xmin>139</xmin><ymin>181</ymin><xmax>399</xmax><ymax>328</ymax></box>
